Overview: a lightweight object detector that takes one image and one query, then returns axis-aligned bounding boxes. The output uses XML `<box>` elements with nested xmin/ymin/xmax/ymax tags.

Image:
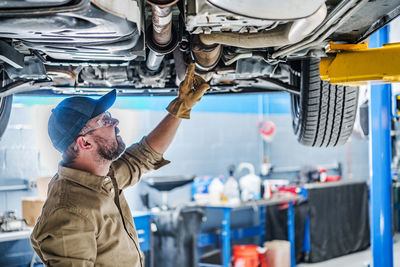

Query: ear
<box><xmin>75</xmin><ymin>136</ymin><xmax>93</xmax><ymax>151</ymax></box>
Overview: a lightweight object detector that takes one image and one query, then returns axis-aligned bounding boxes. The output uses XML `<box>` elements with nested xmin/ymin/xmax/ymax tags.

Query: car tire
<box><xmin>289</xmin><ymin>58</ymin><xmax>358</xmax><ymax>147</ymax></box>
<box><xmin>0</xmin><ymin>95</ymin><xmax>12</xmax><ymax>140</ymax></box>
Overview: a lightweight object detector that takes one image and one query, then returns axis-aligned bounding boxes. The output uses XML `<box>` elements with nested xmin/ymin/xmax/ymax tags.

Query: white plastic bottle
<box><xmin>263</xmin><ymin>180</ymin><xmax>271</xmax><ymax>199</ymax></box>
<box><xmin>238</xmin><ymin>162</ymin><xmax>261</xmax><ymax>202</ymax></box>
<box><xmin>223</xmin><ymin>165</ymin><xmax>240</xmax><ymax>205</ymax></box>
<box><xmin>208</xmin><ymin>177</ymin><xmax>225</xmax><ymax>205</ymax></box>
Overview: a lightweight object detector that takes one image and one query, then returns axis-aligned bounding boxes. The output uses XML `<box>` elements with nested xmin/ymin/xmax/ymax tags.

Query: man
<box><xmin>30</xmin><ymin>63</ymin><xmax>209</xmax><ymax>266</ymax></box>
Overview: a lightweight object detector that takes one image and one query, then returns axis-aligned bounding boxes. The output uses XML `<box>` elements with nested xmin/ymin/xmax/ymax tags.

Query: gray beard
<box><xmin>93</xmin><ymin>135</ymin><xmax>126</xmax><ymax>161</ymax></box>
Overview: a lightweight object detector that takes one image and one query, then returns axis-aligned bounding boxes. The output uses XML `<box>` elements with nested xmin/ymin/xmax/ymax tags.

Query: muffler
<box><xmin>145</xmin><ymin>0</ymin><xmax>179</xmax><ymax>71</ymax></box>
<box><xmin>191</xmin><ymin>35</ymin><xmax>222</xmax><ymax>71</ymax></box>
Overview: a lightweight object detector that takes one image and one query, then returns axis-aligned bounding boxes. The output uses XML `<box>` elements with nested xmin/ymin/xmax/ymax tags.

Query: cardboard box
<box><xmin>36</xmin><ymin>176</ymin><xmax>51</xmax><ymax>200</ymax></box>
<box><xmin>21</xmin><ymin>177</ymin><xmax>51</xmax><ymax>227</ymax></box>
<box><xmin>22</xmin><ymin>198</ymin><xmax>44</xmax><ymax>226</ymax></box>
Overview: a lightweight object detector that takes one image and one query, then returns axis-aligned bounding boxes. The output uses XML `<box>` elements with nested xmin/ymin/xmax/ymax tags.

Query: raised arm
<box><xmin>146</xmin><ymin>113</ymin><xmax>181</xmax><ymax>154</ymax></box>
<box><xmin>146</xmin><ymin>62</ymin><xmax>210</xmax><ymax>154</ymax></box>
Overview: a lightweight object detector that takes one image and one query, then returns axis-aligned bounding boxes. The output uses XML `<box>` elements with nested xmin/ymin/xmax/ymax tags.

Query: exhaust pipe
<box><xmin>145</xmin><ymin>0</ymin><xmax>179</xmax><ymax>71</ymax></box>
<box><xmin>199</xmin><ymin>3</ymin><xmax>327</xmax><ymax>49</ymax></box>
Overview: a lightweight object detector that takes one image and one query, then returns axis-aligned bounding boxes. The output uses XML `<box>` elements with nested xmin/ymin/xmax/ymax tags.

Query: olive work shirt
<box><xmin>30</xmin><ymin>138</ymin><xmax>170</xmax><ymax>266</ymax></box>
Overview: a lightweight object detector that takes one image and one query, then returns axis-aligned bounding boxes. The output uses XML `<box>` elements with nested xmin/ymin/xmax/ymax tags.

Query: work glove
<box><xmin>166</xmin><ymin>62</ymin><xmax>210</xmax><ymax>119</ymax></box>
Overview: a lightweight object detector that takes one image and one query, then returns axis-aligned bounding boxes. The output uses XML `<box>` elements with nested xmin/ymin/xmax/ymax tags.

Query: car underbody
<box><xmin>0</xmin><ymin>0</ymin><xmax>399</xmax><ymax>146</ymax></box>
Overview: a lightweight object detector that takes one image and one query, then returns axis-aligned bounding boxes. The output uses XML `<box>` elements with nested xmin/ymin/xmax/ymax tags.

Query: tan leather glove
<box><xmin>166</xmin><ymin>62</ymin><xmax>210</xmax><ymax>119</ymax></box>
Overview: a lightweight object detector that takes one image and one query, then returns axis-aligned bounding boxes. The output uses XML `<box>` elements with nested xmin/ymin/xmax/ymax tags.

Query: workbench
<box><xmin>0</xmin><ymin>229</ymin><xmax>41</xmax><ymax>266</ymax></box>
<box><xmin>266</xmin><ymin>181</ymin><xmax>370</xmax><ymax>263</ymax></box>
<box><xmin>0</xmin><ymin>229</ymin><xmax>31</xmax><ymax>243</ymax></box>
<box><xmin>197</xmin><ymin>195</ymin><xmax>301</xmax><ymax>267</ymax></box>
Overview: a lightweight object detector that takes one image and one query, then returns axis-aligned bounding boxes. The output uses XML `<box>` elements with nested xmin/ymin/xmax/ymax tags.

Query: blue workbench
<box><xmin>132</xmin><ymin>211</ymin><xmax>152</xmax><ymax>252</ymax></box>
<box><xmin>132</xmin><ymin>211</ymin><xmax>152</xmax><ymax>267</ymax></box>
<box><xmin>197</xmin><ymin>195</ymin><xmax>300</xmax><ymax>267</ymax></box>
<box><xmin>0</xmin><ymin>229</ymin><xmax>43</xmax><ymax>266</ymax></box>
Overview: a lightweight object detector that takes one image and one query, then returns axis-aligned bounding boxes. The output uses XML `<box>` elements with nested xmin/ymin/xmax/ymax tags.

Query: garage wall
<box><xmin>0</xmin><ymin>105</ymin><xmax>45</xmax><ymax>214</ymax></box>
<box><xmin>0</xmin><ymin>93</ymin><xmax>369</xmax><ymax>214</ymax></box>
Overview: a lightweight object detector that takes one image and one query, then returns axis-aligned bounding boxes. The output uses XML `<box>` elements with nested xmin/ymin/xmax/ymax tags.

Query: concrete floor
<box><xmin>297</xmin><ymin>234</ymin><xmax>400</xmax><ymax>267</ymax></box>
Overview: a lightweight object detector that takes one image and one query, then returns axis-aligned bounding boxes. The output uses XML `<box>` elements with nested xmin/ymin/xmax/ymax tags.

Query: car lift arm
<box><xmin>319</xmin><ymin>41</ymin><xmax>400</xmax><ymax>86</ymax></box>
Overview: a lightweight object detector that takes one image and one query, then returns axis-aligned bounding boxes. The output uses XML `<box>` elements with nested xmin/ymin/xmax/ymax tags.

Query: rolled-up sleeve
<box><xmin>111</xmin><ymin>137</ymin><xmax>170</xmax><ymax>190</ymax></box>
<box><xmin>30</xmin><ymin>208</ymin><xmax>96</xmax><ymax>267</ymax></box>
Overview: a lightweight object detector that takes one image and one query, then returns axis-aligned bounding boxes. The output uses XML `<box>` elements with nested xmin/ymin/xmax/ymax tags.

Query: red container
<box><xmin>233</xmin><ymin>245</ymin><xmax>259</xmax><ymax>267</ymax></box>
<box><xmin>326</xmin><ymin>175</ymin><xmax>341</xmax><ymax>182</ymax></box>
<box><xmin>257</xmin><ymin>247</ymin><xmax>269</xmax><ymax>267</ymax></box>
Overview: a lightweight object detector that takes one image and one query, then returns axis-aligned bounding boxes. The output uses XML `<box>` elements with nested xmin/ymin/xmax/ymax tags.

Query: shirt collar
<box><xmin>57</xmin><ymin>164</ymin><xmax>109</xmax><ymax>192</ymax></box>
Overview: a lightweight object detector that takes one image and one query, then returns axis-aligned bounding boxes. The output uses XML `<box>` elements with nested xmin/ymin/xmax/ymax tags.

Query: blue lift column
<box><xmin>369</xmin><ymin>25</ymin><xmax>393</xmax><ymax>267</ymax></box>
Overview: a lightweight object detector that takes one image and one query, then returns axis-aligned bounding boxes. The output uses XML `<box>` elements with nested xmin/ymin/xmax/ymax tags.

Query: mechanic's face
<box><xmin>93</xmin><ymin>133</ymin><xmax>126</xmax><ymax>161</ymax></box>
<box><xmin>87</xmin><ymin>112</ymin><xmax>126</xmax><ymax>161</ymax></box>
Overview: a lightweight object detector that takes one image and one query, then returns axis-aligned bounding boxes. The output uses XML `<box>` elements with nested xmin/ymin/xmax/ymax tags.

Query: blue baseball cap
<box><xmin>48</xmin><ymin>89</ymin><xmax>117</xmax><ymax>152</ymax></box>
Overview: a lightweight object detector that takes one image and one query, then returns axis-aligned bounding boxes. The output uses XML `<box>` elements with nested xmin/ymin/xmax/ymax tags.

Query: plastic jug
<box><xmin>238</xmin><ymin>162</ymin><xmax>261</xmax><ymax>202</ymax></box>
<box><xmin>208</xmin><ymin>177</ymin><xmax>225</xmax><ymax>204</ymax></box>
<box><xmin>223</xmin><ymin>177</ymin><xmax>240</xmax><ymax>204</ymax></box>
<box><xmin>223</xmin><ymin>165</ymin><xmax>240</xmax><ymax>204</ymax></box>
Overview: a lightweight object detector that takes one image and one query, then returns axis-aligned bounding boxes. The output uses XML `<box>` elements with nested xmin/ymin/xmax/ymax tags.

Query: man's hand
<box><xmin>166</xmin><ymin>62</ymin><xmax>210</xmax><ymax>119</ymax></box>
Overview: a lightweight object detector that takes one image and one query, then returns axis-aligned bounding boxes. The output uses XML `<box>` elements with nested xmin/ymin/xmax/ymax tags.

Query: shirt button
<box><xmin>104</xmin><ymin>177</ymin><xmax>111</xmax><ymax>182</ymax></box>
<box><xmin>110</xmin><ymin>188</ymin><xmax>114</xmax><ymax>193</ymax></box>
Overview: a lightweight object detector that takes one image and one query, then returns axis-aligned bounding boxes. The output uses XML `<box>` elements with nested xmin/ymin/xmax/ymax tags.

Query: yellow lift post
<box><xmin>319</xmin><ymin>41</ymin><xmax>400</xmax><ymax>86</ymax></box>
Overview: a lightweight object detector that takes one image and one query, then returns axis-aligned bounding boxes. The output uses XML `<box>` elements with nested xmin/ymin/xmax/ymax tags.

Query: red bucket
<box><xmin>233</xmin><ymin>245</ymin><xmax>259</xmax><ymax>267</ymax></box>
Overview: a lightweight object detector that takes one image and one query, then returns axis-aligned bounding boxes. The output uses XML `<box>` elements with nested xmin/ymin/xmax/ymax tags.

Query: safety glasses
<box><xmin>73</xmin><ymin>111</ymin><xmax>116</xmax><ymax>151</ymax></box>
<box><xmin>79</xmin><ymin>111</ymin><xmax>116</xmax><ymax>136</ymax></box>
